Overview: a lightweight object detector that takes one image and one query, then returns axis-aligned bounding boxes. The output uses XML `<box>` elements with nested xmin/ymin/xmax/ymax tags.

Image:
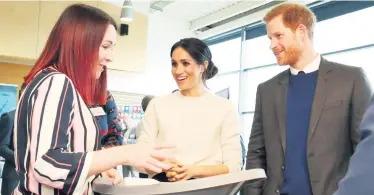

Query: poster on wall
<box><xmin>123</xmin><ymin>105</ymin><xmax>144</xmax><ymax>120</ymax></box>
<box><xmin>0</xmin><ymin>84</ymin><xmax>18</xmax><ymax>117</ymax></box>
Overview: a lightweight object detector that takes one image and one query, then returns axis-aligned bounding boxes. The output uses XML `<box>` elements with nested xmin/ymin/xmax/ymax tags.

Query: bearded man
<box><xmin>243</xmin><ymin>3</ymin><xmax>372</xmax><ymax>195</ymax></box>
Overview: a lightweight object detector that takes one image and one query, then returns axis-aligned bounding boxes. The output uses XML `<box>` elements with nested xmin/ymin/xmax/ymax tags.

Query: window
<box><xmin>240</xmin><ymin>65</ymin><xmax>288</xmax><ymax>112</ymax></box>
<box><xmin>324</xmin><ymin>46</ymin><xmax>374</xmax><ymax>87</ymax></box>
<box><xmin>241</xmin><ymin>36</ymin><xmax>276</xmax><ymax>69</ymax></box>
<box><xmin>209</xmin><ymin>37</ymin><xmax>242</xmax><ymax>74</ymax></box>
<box><xmin>314</xmin><ymin>6</ymin><xmax>374</xmax><ymax>54</ymax></box>
<box><xmin>208</xmin><ymin>37</ymin><xmax>242</xmax><ymax>108</ymax></box>
<box><xmin>207</xmin><ymin>72</ymin><xmax>240</xmax><ymax>107</ymax></box>
<box><xmin>241</xmin><ymin>113</ymin><xmax>254</xmax><ymax>150</ymax></box>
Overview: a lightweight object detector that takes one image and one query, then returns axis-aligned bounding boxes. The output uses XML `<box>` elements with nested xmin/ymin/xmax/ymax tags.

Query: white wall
<box><xmin>108</xmin><ymin>11</ymin><xmax>196</xmax><ymax>95</ymax></box>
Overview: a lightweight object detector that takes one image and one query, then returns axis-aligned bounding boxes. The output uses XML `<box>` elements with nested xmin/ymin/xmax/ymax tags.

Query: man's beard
<box><xmin>275</xmin><ymin>44</ymin><xmax>302</xmax><ymax>66</ymax></box>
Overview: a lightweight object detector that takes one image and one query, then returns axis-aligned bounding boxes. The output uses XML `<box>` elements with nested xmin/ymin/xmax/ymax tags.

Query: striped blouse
<box><xmin>13</xmin><ymin>68</ymin><xmax>101</xmax><ymax>195</ymax></box>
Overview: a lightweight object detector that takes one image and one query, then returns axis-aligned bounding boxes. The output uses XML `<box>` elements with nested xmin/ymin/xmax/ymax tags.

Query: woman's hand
<box><xmin>167</xmin><ymin>164</ymin><xmax>230</xmax><ymax>182</ymax></box>
<box><xmin>166</xmin><ymin>163</ymin><xmax>200</xmax><ymax>182</ymax></box>
<box><xmin>88</xmin><ymin>144</ymin><xmax>174</xmax><ymax>178</ymax></box>
<box><xmin>145</xmin><ymin>159</ymin><xmax>179</xmax><ymax>175</ymax></box>
<box><xmin>102</xmin><ymin>168</ymin><xmax>123</xmax><ymax>185</ymax></box>
<box><xmin>122</xmin><ymin>144</ymin><xmax>175</xmax><ymax>174</ymax></box>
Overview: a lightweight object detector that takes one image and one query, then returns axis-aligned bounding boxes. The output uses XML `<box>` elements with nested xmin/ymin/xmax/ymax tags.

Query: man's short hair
<box><xmin>263</xmin><ymin>3</ymin><xmax>317</xmax><ymax>39</ymax></box>
<box><xmin>141</xmin><ymin>95</ymin><xmax>155</xmax><ymax>112</ymax></box>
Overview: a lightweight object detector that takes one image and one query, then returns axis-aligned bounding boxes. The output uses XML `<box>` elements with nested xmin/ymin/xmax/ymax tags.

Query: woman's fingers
<box><xmin>176</xmin><ymin>172</ymin><xmax>188</xmax><ymax>180</ymax></box>
<box><xmin>154</xmin><ymin>145</ymin><xmax>175</xmax><ymax>150</ymax></box>
<box><xmin>166</xmin><ymin>171</ymin><xmax>176</xmax><ymax>178</ymax></box>
<box><xmin>172</xmin><ymin>166</ymin><xmax>187</xmax><ymax>173</ymax></box>
<box><xmin>151</xmin><ymin>149</ymin><xmax>176</xmax><ymax>162</ymax></box>
<box><xmin>113</xmin><ymin>171</ymin><xmax>123</xmax><ymax>185</ymax></box>
<box><xmin>148</xmin><ymin>157</ymin><xmax>172</xmax><ymax>171</ymax></box>
<box><xmin>144</xmin><ymin>162</ymin><xmax>162</xmax><ymax>174</ymax></box>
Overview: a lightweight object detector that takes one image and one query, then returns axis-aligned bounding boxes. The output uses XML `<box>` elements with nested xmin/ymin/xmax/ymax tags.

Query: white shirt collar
<box><xmin>289</xmin><ymin>54</ymin><xmax>321</xmax><ymax>75</ymax></box>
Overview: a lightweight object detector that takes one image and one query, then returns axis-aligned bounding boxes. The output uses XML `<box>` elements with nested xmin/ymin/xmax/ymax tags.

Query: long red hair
<box><xmin>24</xmin><ymin>4</ymin><xmax>117</xmax><ymax>106</ymax></box>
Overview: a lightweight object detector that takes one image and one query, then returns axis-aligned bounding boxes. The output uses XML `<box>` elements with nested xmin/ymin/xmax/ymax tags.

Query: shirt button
<box><xmin>276</xmin><ymin>189</ymin><xmax>280</xmax><ymax>193</ymax></box>
<box><xmin>281</xmin><ymin>166</ymin><xmax>285</xmax><ymax>170</ymax></box>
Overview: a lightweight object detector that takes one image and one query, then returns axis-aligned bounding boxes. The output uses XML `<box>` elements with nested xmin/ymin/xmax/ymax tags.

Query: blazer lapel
<box><xmin>308</xmin><ymin>57</ymin><xmax>333</xmax><ymax>144</ymax></box>
<box><xmin>276</xmin><ymin>70</ymin><xmax>289</xmax><ymax>154</ymax></box>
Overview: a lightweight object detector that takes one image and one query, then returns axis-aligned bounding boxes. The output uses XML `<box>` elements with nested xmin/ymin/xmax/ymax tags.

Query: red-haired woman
<box><xmin>13</xmin><ymin>4</ymin><xmax>172</xmax><ymax>195</ymax></box>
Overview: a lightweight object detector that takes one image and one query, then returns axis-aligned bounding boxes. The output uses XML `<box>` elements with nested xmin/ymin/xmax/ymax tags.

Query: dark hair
<box><xmin>141</xmin><ymin>95</ymin><xmax>155</xmax><ymax>112</ymax></box>
<box><xmin>170</xmin><ymin>38</ymin><xmax>218</xmax><ymax>87</ymax></box>
<box><xmin>25</xmin><ymin>4</ymin><xmax>117</xmax><ymax>106</ymax></box>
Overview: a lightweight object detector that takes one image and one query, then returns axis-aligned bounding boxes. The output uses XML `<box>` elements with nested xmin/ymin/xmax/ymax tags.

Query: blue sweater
<box><xmin>281</xmin><ymin>71</ymin><xmax>318</xmax><ymax>195</ymax></box>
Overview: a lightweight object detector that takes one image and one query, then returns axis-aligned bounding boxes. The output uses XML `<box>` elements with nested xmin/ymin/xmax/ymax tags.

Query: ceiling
<box><xmin>102</xmin><ymin>0</ymin><xmax>244</xmax><ymax>22</ymax></box>
<box><xmin>154</xmin><ymin>0</ymin><xmax>242</xmax><ymax>22</ymax></box>
<box><xmin>101</xmin><ymin>0</ymin><xmax>152</xmax><ymax>15</ymax></box>
<box><xmin>102</xmin><ymin>0</ymin><xmax>278</xmax><ymax>38</ymax></box>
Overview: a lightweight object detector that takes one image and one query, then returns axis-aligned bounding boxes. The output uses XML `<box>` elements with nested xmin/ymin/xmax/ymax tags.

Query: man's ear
<box><xmin>296</xmin><ymin>24</ymin><xmax>307</xmax><ymax>40</ymax></box>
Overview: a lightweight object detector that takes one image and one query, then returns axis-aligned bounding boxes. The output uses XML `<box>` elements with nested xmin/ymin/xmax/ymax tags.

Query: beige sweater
<box><xmin>137</xmin><ymin>91</ymin><xmax>242</xmax><ymax>173</ymax></box>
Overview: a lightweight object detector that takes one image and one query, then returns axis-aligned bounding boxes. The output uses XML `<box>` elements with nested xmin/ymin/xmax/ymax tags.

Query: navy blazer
<box><xmin>0</xmin><ymin>110</ymin><xmax>18</xmax><ymax>179</ymax></box>
<box><xmin>334</xmin><ymin>95</ymin><xmax>374</xmax><ymax>195</ymax></box>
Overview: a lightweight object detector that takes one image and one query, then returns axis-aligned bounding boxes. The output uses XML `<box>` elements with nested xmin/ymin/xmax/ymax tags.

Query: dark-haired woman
<box><xmin>13</xmin><ymin>4</ymin><xmax>172</xmax><ymax>195</ymax></box>
<box><xmin>137</xmin><ymin>38</ymin><xmax>242</xmax><ymax>182</ymax></box>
